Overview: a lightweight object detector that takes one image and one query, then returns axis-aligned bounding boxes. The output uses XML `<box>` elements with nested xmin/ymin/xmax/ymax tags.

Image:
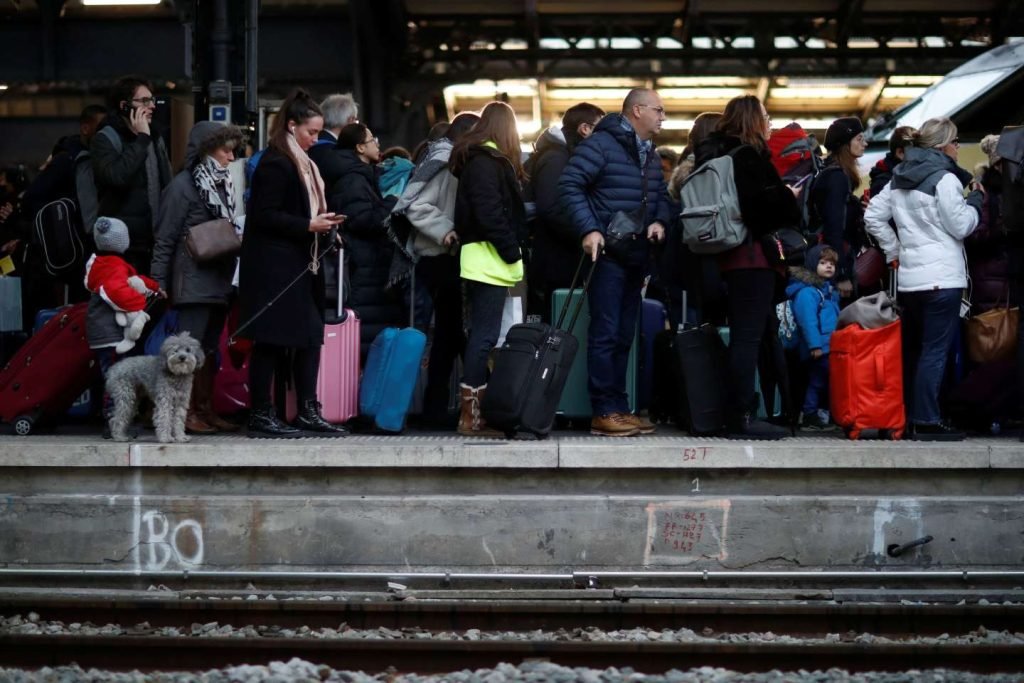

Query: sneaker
<box><xmin>912</xmin><ymin>422</ymin><xmax>965</xmax><ymax>442</ymax></box>
<box><xmin>802</xmin><ymin>411</ymin><xmax>837</xmax><ymax>432</ymax></box>
<box><xmin>623</xmin><ymin>413</ymin><xmax>656</xmax><ymax>435</ymax></box>
<box><xmin>590</xmin><ymin>413</ymin><xmax>640</xmax><ymax>437</ymax></box>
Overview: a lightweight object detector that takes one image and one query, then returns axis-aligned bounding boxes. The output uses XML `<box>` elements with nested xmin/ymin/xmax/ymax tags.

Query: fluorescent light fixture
<box><xmin>547</xmin><ymin>78</ymin><xmax>644</xmax><ymax>88</ymax></box>
<box><xmin>82</xmin><ymin>0</ymin><xmax>161</xmax><ymax>5</ymax></box>
<box><xmin>658</xmin><ymin>87</ymin><xmax>749</xmax><ymax>100</ymax></box>
<box><xmin>880</xmin><ymin>87</ymin><xmax>929</xmax><ymax>99</ymax></box>
<box><xmin>770</xmin><ymin>87</ymin><xmax>861</xmax><ymax>100</ymax></box>
<box><xmin>658</xmin><ymin>77</ymin><xmax>751</xmax><ymax>87</ymax></box>
<box><xmin>546</xmin><ymin>88</ymin><xmax>632</xmax><ymax>100</ymax></box>
<box><xmin>0</xmin><ymin>84</ymin><xmax>8</xmax><ymax>91</ymax></box>
<box><xmin>888</xmin><ymin>75</ymin><xmax>941</xmax><ymax>86</ymax></box>
<box><xmin>656</xmin><ymin>37</ymin><xmax>683</xmax><ymax>49</ymax></box>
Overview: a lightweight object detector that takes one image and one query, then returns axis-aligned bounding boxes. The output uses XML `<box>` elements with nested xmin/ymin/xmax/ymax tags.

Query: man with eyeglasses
<box><xmin>90</xmin><ymin>75</ymin><xmax>172</xmax><ymax>275</ymax></box>
<box><xmin>559</xmin><ymin>88</ymin><xmax>671</xmax><ymax>437</ymax></box>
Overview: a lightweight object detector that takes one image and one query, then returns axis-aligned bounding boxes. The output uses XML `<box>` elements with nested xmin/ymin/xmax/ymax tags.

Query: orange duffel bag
<box><xmin>829</xmin><ymin>319</ymin><xmax>906</xmax><ymax>440</ymax></box>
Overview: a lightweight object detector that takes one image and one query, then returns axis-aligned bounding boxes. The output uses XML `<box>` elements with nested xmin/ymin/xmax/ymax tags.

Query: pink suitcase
<box><xmin>283</xmin><ymin>248</ymin><xmax>360</xmax><ymax>423</ymax></box>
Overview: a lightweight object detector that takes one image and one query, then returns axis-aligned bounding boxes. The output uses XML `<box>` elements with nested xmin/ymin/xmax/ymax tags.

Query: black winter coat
<box><xmin>91</xmin><ymin>116</ymin><xmax>172</xmax><ymax>271</ymax></box>
<box><xmin>239</xmin><ymin>147</ymin><xmax>327</xmax><ymax>348</ymax></box>
<box><xmin>810</xmin><ymin>163</ymin><xmax>864</xmax><ymax>282</ymax></box>
<box><xmin>327</xmin><ymin>149</ymin><xmax>403</xmax><ymax>362</ymax></box>
<box><xmin>528</xmin><ymin>130</ymin><xmax>582</xmax><ymax>294</ymax></box>
<box><xmin>453</xmin><ymin>144</ymin><xmax>527</xmax><ymax>265</ymax></box>
<box><xmin>308</xmin><ymin>131</ymin><xmax>347</xmax><ymax>191</ymax></box>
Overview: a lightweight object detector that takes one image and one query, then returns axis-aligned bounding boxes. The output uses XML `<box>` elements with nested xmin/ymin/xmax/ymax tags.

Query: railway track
<box><xmin>1</xmin><ymin>587</ymin><xmax>1022</xmax><ymax>675</ymax></box>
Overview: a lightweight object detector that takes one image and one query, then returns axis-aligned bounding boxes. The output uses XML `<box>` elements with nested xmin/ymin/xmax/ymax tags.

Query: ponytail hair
<box><xmin>911</xmin><ymin>117</ymin><xmax>957</xmax><ymax>150</ymax></box>
<box><xmin>268</xmin><ymin>88</ymin><xmax>323</xmax><ymax>170</ymax></box>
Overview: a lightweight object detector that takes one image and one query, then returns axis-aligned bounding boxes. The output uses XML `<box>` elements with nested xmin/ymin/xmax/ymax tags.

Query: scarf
<box><xmin>145</xmin><ymin>142</ymin><xmax>161</xmax><ymax>225</ymax></box>
<box><xmin>192</xmin><ymin>156</ymin><xmax>236</xmax><ymax>221</ymax></box>
<box><xmin>285</xmin><ymin>133</ymin><xmax>330</xmax><ymax>273</ymax></box>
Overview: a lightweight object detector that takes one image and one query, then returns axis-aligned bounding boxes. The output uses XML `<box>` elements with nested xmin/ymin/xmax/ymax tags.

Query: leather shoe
<box><xmin>727</xmin><ymin>411</ymin><xmax>788</xmax><ymax>441</ymax></box>
<box><xmin>623</xmin><ymin>413</ymin><xmax>656</xmax><ymax>434</ymax></box>
<box><xmin>185</xmin><ymin>412</ymin><xmax>216</xmax><ymax>435</ymax></box>
<box><xmin>247</xmin><ymin>405</ymin><xmax>302</xmax><ymax>439</ymax></box>
<box><xmin>293</xmin><ymin>400</ymin><xmax>349</xmax><ymax>436</ymax></box>
<box><xmin>590</xmin><ymin>413</ymin><xmax>640</xmax><ymax>437</ymax></box>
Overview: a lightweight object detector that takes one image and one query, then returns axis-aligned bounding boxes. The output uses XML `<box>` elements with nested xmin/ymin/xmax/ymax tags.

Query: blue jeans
<box><xmin>802</xmin><ymin>355</ymin><xmax>829</xmax><ymax>415</ymax></box>
<box><xmin>587</xmin><ymin>257</ymin><xmax>643</xmax><ymax>416</ymax></box>
<box><xmin>900</xmin><ymin>288</ymin><xmax>962</xmax><ymax>425</ymax></box>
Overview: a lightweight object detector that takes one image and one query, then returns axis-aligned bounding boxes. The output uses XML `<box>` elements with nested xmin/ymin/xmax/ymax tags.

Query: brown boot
<box><xmin>457</xmin><ymin>383</ymin><xmax>503</xmax><ymax>438</ymax></box>
<box><xmin>186</xmin><ymin>376</ymin><xmax>216</xmax><ymax>435</ymax></box>
<box><xmin>196</xmin><ymin>358</ymin><xmax>240</xmax><ymax>432</ymax></box>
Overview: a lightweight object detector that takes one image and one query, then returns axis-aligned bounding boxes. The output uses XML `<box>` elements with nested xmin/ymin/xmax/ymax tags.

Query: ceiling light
<box><xmin>82</xmin><ymin>0</ymin><xmax>161</xmax><ymax>5</ymax></box>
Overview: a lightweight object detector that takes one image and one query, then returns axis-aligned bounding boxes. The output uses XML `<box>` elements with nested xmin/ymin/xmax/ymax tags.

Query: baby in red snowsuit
<box><xmin>85</xmin><ymin>216</ymin><xmax>161</xmax><ymax>354</ymax></box>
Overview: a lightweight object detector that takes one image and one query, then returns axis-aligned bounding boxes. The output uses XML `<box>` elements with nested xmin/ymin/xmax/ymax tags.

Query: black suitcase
<box><xmin>482</xmin><ymin>256</ymin><xmax>595</xmax><ymax>439</ymax></box>
<box><xmin>650</xmin><ymin>293</ymin><xmax>728</xmax><ymax>434</ymax></box>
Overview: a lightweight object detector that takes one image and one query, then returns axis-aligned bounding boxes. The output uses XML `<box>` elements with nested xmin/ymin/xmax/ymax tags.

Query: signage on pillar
<box><xmin>209</xmin><ymin>105</ymin><xmax>231</xmax><ymax>122</ymax></box>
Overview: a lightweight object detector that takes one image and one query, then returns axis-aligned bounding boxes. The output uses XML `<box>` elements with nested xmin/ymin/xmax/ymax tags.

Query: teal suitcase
<box><xmin>551</xmin><ymin>289</ymin><xmax>638</xmax><ymax>418</ymax></box>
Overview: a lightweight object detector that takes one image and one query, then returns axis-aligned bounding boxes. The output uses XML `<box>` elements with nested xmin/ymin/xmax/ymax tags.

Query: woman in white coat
<box><xmin>864</xmin><ymin>117</ymin><xmax>984</xmax><ymax>441</ymax></box>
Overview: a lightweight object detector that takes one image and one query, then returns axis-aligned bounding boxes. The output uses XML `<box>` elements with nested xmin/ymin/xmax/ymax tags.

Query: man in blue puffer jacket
<box><xmin>559</xmin><ymin>89</ymin><xmax>672</xmax><ymax>437</ymax></box>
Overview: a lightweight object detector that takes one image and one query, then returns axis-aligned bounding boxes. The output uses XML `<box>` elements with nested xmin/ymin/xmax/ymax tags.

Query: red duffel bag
<box><xmin>829</xmin><ymin>319</ymin><xmax>905</xmax><ymax>440</ymax></box>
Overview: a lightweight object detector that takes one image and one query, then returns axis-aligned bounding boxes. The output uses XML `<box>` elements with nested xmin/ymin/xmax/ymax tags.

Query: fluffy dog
<box><xmin>105</xmin><ymin>332</ymin><xmax>205</xmax><ymax>443</ymax></box>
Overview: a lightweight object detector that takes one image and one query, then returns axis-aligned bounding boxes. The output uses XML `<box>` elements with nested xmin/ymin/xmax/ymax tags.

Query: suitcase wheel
<box><xmin>12</xmin><ymin>414</ymin><xmax>34</xmax><ymax>436</ymax></box>
<box><xmin>889</xmin><ymin>429</ymin><xmax>904</xmax><ymax>441</ymax></box>
<box><xmin>844</xmin><ymin>428</ymin><xmax>861</xmax><ymax>440</ymax></box>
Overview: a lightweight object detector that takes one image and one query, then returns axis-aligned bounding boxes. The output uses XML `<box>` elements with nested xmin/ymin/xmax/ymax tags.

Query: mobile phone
<box><xmin>120</xmin><ymin>102</ymin><xmax>135</xmax><ymax>117</ymax></box>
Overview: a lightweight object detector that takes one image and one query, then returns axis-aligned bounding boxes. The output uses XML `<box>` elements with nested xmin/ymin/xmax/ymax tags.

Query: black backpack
<box><xmin>32</xmin><ymin>198</ymin><xmax>86</xmax><ymax>283</ymax></box>
<box><xmin>996</xmin><ymin>125</ymin><xmax>1024</xmax><ymax>235</ymax></box>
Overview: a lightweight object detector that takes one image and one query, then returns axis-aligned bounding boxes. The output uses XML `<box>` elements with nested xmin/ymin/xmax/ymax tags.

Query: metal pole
<box><xmin>245</xmin><ymin>0</ymin><xmax>258</xmax><ymax>116</ymax></box>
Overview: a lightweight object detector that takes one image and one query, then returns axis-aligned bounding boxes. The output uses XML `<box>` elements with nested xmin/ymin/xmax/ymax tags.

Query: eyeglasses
<box><xmin>131</xmin><ymin>97</ymin><xmax>156</xmax><ymax>106</ymax></box>
<box><xmin>638</xmin><ymin>104</ymin><xmax>666</xmax><ymax>116</ymax></box>
<box><xmin>362</xmin><ymin>136</ymin><xmax>379</xmax><ymax>146</ymax></box>
<box><xmin>952</xmin><ymin>138</ymin><xmax>961</xmax><ymax>147</ymax></box>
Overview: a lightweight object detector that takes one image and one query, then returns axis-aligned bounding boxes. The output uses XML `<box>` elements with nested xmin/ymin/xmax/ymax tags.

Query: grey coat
<box><xmin>151</xmin><ymin>173</ymin><xmax>235</xmax><ymax>306</ymax></box>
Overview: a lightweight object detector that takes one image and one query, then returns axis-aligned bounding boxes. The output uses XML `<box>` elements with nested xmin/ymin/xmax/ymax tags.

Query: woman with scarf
<box><xmin>152</xmin><ymin>121</ymin><xmax>245</xmax><ymax>434</ymax></box>
<box><xmin>389</xmin><ymin>112</ymin><xmax>479</xmax><ymax>427</ymax></box>
<box><xmin>238</xmin><ymin>89</ymin><xmax>348</xmax><ymax>438</ymax></box>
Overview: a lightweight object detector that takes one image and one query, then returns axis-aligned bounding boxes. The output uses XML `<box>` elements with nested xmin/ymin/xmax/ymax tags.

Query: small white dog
<box><xmin>105</xmin><ymin>332</ymin><xmax>204</xmax><ymax>443</ymax></box>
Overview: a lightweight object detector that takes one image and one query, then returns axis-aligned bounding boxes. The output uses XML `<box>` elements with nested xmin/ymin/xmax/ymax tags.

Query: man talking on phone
<box><xmin>91</xmin><ymin>75</ymin><xmax>172</xmax><ymax>275</ymax></box>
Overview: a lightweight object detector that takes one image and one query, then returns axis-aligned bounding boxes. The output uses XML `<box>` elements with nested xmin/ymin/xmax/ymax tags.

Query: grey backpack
<box><xmin>74</xmin><ymin>126</ymin><xmax>122</xmax><ymax>234</ymax></box>
<box><xmin>679</xmin><ymin>146</ymin><xmax>748</xmax><ymax>254</ymax></box>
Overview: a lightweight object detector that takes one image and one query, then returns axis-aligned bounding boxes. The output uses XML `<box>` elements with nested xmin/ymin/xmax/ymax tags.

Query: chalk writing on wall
<box><xmin>643</xmin><ymin>499</ymin><xmax>731</xmax><ymax>565</ymax></box>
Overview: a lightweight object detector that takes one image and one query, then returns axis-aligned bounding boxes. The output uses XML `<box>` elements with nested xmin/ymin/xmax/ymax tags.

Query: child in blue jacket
<box><xmin>785</xmin><ymin>244</ymin><xmax>841</xmax><ymax>430</ymax></box>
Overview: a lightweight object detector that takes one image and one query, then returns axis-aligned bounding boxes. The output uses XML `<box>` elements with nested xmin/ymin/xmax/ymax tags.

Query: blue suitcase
<box><xmin>637</xmin><ymin>299</ymin><xmax>669</xmax><ymax>411</ymax></box>
<box><xmin>359</xmin><ymin>327</ymin><xmax>426</xmax><ymax>432</ymax></box>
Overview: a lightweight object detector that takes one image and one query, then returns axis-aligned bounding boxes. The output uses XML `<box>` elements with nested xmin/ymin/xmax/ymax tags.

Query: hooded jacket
<box><xmin>785</xmin><ymin>244</ymin><xmax>841</xmax><ymax>358</ymax></box>
<box><xmin>151</xmin><ymin>121</ymin><xmax>239</xmax><ymax>307</ymax></box>
<box><xmin>528</xmin><ymin>126</ymin><xmax>585</xmax><ymax>295</ymax></box>
<box><xmin>868</xmin><ymin>152</ymin><xmax>900</xmax><ymax>199</ymax></box>
<box><xmin>558</xmin><ymin>114</ymin><xmax>672</xmax><ymax>258</ymax></box>
<box><xmin>452</xmin><ymin>143</ymin><xmax>527</xmax><ymax>269</ymax></box>
<box><xmin>394</xmin><ymin>137</ymin><xmax>458</xmax><ymax>259</ymax></box>
<box><xmin>864</xmin><ymin>147</ymin><xmax>983</xmax><ymax>292</ymax></box>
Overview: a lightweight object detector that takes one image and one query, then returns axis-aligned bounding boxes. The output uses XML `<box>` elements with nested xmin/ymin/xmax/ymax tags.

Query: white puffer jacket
<box><xmin>864</xmin><ymin>147</ymin><xmax>983</xmax><ymax>293</ymax></box>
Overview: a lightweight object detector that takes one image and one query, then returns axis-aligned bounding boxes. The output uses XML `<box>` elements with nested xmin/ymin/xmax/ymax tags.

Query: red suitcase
<box><xmin>0</xmin><ymin>303</ymin><xmax>99</xmax><ymax>435</ymax></box>
<box><xmin>212</xmin><ymin>321</ymin><xmax>250</xmax><ymax>415</ymax></box>
<box><xmin>829</xmin><ymin>319</ymin><xmax>905</xmax><ymax>440</ymax></box>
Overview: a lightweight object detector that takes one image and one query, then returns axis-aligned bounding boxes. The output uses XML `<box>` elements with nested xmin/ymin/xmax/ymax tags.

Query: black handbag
<box><xmin>603</xmin><ymin>156</ymin><xmax>650</xmax><ymax>267</ymax></box>
<box><xmin>761</xmin><ymin>228</ymin><xmax>808</xmax><ymax>267</ymax></box>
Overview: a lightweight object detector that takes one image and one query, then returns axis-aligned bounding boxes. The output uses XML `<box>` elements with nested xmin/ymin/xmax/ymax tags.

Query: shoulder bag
<box><xmin>604</xmin><ymin>155</ymin><xmax>650</xmax><ymax>267</ymax></box>
<box><xmin>185</xmin><ymin>218</ymin><xmax>242</xmax><ymax>263</ymax></box>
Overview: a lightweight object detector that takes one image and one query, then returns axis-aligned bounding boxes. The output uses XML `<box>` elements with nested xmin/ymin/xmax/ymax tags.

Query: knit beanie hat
<box><xmin>824</xmin><ymin>117</ymin><xmax>864</xmax><ymax>152</ymax></box>
<box><xmin>93</xmin><ymin>216</ymin><xmax>130</xmax><ymax>254</ymax></box>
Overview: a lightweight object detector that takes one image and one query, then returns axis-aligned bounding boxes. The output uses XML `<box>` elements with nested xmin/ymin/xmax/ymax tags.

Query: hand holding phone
<box><xmin>126</xmin><ymin>104</ymin><xmax>150</xmax><ymax>136</ymax></box>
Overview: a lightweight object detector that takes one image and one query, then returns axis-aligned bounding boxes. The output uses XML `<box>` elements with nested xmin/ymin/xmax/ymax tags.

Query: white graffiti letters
<box><xmin>140</xmin><ymin>510</ymin><xmax>205</xmax><ymax>569</ymax></box>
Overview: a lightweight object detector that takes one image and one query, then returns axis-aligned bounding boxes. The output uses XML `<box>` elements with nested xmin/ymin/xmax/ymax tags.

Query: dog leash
<box><xmin>228</xmin><ymin>230</ymin><xmax>340</xmax><ymax>347</ymax></box>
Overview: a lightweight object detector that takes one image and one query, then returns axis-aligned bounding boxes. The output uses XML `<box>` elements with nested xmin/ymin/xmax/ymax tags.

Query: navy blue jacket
<box><xmin>558</xmin><ymin>114</ymin><xmax>672</xmax><ymax>242</ymax></box>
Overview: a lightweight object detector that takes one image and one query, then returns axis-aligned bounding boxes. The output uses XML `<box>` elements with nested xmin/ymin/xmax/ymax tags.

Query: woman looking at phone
<box><xmin>238</xmin><ymin>89</ymin><xmax>348</xmax><ymax>438</ymax></box>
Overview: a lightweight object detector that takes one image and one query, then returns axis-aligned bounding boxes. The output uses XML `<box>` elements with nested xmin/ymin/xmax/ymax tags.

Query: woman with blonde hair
<box><xmin>449</xmin><ymin>101</ymin><xmax>528</xmax><ymax>436</ymax></box>
<box><xmin>865</xmin><ymin>116</ymin><xmax>984</xmax><ymax>441</ymax></box>
<box><xmin>238</xmin><ymin>89</ymin><xmax>348</xmax><ymax>438</ymax></box>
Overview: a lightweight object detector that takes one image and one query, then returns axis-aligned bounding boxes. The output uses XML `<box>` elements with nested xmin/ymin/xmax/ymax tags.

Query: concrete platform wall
<box><xmin>0</xmin><ymin>435</ymin><xmax>1021</xmax><ymax>573</ymax></box>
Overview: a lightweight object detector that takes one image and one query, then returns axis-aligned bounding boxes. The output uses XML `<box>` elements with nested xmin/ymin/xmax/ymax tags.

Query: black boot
<box><xmin>727</xmin><ymin>411</ymin><xmax>788</xmax><ymax>441</ymax></box>
<box><xmin>247</xmin><ymin>404</ymin><xmax>302</xmax><ymax>439</ymax></box>
<box><xmin>293</xmin><ymin>399</ymin><xmax>349</xmax><ymax>436</ymax></box>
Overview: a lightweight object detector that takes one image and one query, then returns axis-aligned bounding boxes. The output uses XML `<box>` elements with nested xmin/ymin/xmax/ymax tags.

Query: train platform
<box><xmin>0</xmin><ymin>430</ymin><xmax>1021</xmax><ymax>579</ymax></box>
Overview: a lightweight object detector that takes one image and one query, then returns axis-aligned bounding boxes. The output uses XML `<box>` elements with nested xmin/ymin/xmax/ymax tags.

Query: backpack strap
<box><xmin>97</xmin><ymin>125</ymin><xmax>123</xmax><ymax>154</ymax></box>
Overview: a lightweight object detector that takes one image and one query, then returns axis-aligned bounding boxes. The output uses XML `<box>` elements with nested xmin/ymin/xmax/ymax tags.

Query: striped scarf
<box><xmin>192</xmin><ymin>156</ymin><xmax>236</xmax><ymax>221</ymax></box>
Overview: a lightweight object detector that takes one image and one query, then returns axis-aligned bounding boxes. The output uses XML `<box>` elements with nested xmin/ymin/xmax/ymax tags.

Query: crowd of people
<box><xmin>2</xmin><ymin>75</ymin><xmax>1021</xmax><ymax>443</ymax></box>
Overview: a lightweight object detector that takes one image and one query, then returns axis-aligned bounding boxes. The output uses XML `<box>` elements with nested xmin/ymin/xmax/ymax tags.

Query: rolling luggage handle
<box><xmin>554</xmin><ymin>253</ymin><xmax>600</xmax><ymax>336</ymax></box>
